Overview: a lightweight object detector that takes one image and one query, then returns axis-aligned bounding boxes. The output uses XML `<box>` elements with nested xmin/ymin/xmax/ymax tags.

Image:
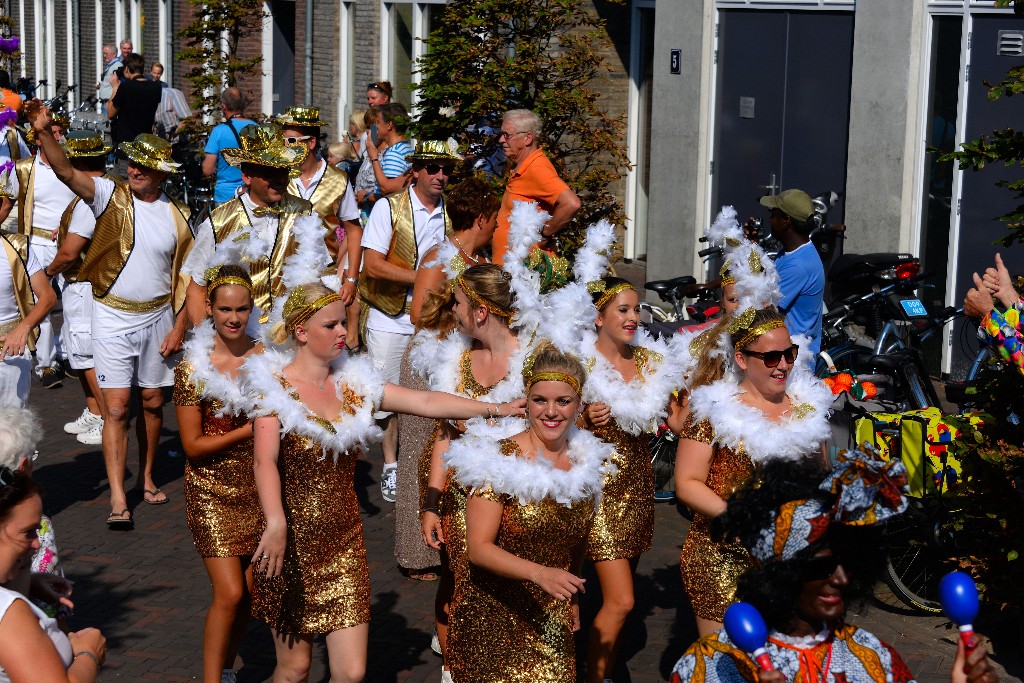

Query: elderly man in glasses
<box><xmin>358</xmin><ymin>140</ymin><xmax>458</xmax><ymax>503</ymax></box>
<box><xmin>492</xmin><ymin>109</ymin><xmax>580</xmax><ymax>265</ymax></box>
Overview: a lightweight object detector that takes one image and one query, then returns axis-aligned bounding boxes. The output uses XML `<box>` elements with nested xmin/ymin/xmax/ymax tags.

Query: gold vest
<box><xmin>76</xmin><ymin>183</ymin><xmax>194</xmax><ymax>313</ymax></box>
<box><xmin>287</xmin><ymin>162</ymin><xmax>350</xmax><ymax>260</ymax></box>
<box><xmin>14</xmin><ymin>157</ymin><xmax>34</xmax><ymax>239</ymax></box>
<box><xmin>358</xmin><ymin>188</ymin><xmax>452</xmax><ymax>317</ymax></box>
<box><xmin>6</xmin><ymin>128</ymin><xmax>20</xmax><ymax>163</ymax></box>
<box><xmin>1</xmin><ymin>232</ymin><xmax>39</xmax><ymax>349</ymax></box>
<box><xmin>56</xmin><ymin>173</ymin><xmax>121</xmax><ymax>283</ymax></box>
<box><xmin>207</xmin><ymin>193</ymin><xmax>315</xmax><ymax>315</ymax></box>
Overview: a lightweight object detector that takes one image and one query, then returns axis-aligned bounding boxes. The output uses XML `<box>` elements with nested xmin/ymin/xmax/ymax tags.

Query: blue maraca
<box><xmin>939</xmin><ymin>571</ymin><xmax>979</xmax><ymax>652</ymax></box>
<box><xmin>724</xmin><ymin>602</ymin><xmax>774</xmax><ymax>671</ymax></box>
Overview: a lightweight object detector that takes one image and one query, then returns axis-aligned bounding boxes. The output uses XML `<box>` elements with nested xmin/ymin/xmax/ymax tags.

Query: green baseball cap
<box><xmin>759</xmin><ymin>189</ymin><xmax>813</xmax><ymax>223</ymax></box>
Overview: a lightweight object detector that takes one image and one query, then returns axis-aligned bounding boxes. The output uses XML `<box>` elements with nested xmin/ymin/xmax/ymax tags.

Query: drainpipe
<box><xmin>304</xmin><ymin>0</ymin><xmax>312</xmax><ymax>105</ymax></box>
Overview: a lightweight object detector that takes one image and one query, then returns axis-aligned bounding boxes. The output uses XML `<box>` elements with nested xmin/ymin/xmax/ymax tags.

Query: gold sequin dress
<box><xmin>678</xmin><ymin>415</ymin><xmax>755</xmax><ymax>621</ymax></box>
<box><xmin>243</xmin><ymin>350</ymin><xmax>386</xmax><ymax>635</ymax></box>
<box><xmin>443</xmin><ymin>430</ymin><xmax>615</xmax><ymax>683</ymax></box>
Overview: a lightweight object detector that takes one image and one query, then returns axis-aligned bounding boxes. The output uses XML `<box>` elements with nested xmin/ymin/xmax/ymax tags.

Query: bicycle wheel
<box><xmin>882</xmin><ymin>496</ymin><xmax>945</xmax><ymax>614</ymax></box>
<box><xmin>815</xmin><ymin>344</ymin><xmax>873</xmax><ymax>378</ymax></box>
<box><xmin>903</xmin><ymin>363</ymin><xmax>933</xmax><ymax>411</ymax></box>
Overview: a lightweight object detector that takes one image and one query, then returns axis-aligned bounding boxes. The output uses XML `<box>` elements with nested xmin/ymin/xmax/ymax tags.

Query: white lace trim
<box><xmin>180</xmin><ymin>321</ymin><xmax>253</xmax><ymax>417</ymax></box>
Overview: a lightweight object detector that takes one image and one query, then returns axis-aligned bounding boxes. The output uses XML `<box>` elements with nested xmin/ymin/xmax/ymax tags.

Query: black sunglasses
<box><xmin>801</xmin><ymin>555</ymin><xmax>844</xmax><ymax>582</ymax></box>
<box><xmin>415</xmin><ymin>163</ymin><xmax>454</xmax><ymax>175</ymax></box>
<box><xmin>741</xmin><ymin>344</ymin><xmax>799</xmax><ymax>368</ymax></box>
<box><xmin>367</xmin><ymin>83</ymin><xmax>383</xmax><ymax>91</ymax></box>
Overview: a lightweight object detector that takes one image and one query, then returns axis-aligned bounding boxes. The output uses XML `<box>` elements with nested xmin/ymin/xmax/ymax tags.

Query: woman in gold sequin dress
<box><xmin>173</xmin><ymin>265</ymin><xmax>264</xmax><ymax>683</ymax></box>
<box><xmin>578</xmin><ymin>277</ymin><xmax>688</xmax><ymax>683</ymax></box>
<box><xmin>444</xmin><ymin>344</ymin><xmax>615</xmax><ymax>683</ymax></box>
<box><xmin>243</xmin><ymin>282</ymin><xmax>526</xmax><ymax>683</ymax></box>
<box><xmin>674</xmin><ymin>306</ymin><xmax>832</xmax><ymax>637</ymax></box>
<box><xmin>412</xmin><ymin>264</ymin><xmax>526</xmax><ymax>680</ymax></box>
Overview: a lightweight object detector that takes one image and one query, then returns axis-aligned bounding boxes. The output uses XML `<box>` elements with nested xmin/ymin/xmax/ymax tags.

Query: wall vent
<box><xmin>997</xmin><ymin>30</ymin><xmax>1024</xmax><ymax>57</ymax></box>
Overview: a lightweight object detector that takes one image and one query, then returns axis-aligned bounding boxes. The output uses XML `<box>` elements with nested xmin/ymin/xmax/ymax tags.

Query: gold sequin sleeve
<box><xmin>173</xmin><ymin>362</ymin><xmax>201</xmax><ymax>406</ymax></box>
<box><xmin>680</xmin><ymin>413</ymin><xmax>715</xmax><ymax>445</ymax></box>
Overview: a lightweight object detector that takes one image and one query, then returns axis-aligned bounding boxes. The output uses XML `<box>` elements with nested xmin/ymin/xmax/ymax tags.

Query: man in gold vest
<box><xmin>0</xmin><ymin>111</ymin><xmax>74</xmax><ymax>389</ymax></box>
<box><xmin>276</xmin><ymin>106</ymin><xmax>362</xmax><ymax>347</ymax></box>
<box><xmin>42</xmin><ymin>131</ymin><xmax>118</xmax><ymax>447</ymax></box>
<box><xmin>359</xmin><ymin>139</ymin><xmax>457</xmax><ymax>502</ymax></box>
<box><xmin>0</xmin><ymin>171</ymin><xmax>57</xmax><ymax>408</ymax></box>
<box><xmin>182</xmin><ymin>122</ymin><xmax>317</xmax><ymax>327</ymax></box>
<box><xmin>29</xmin><ymin>101</ymin><xmax>194</xmax><ymax>529</ymax></box>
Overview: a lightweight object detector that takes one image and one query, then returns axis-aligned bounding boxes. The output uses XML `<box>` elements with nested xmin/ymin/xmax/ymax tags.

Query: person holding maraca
<box><xmin>670</xmin><ymin>451</ymin><xmax>999</xmax><ymax>683</ymax></box>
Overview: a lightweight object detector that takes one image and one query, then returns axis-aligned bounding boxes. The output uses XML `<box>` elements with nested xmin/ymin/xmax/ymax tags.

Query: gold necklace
<box><xmin>451</xmin><ymin>234</ymin><xmax>482</xmax><ymax>264</ymax></box>
<box><xmin>297</xmin><ymin>373</ymin><xmax>329</xmax><ymax>390</ymax></box>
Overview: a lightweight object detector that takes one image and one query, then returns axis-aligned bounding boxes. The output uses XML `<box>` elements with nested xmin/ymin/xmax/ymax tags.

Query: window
<box><xmin>381</xmin><ymin>0</ymin><xmax>446</xmax><ymax>109</ymax></box>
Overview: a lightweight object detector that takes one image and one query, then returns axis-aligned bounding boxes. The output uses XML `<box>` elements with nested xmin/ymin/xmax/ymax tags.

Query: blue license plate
<box><xmin>900</xmin><ymin>298</ymin><xmax>928</xmax><ymax>317</ymax></box>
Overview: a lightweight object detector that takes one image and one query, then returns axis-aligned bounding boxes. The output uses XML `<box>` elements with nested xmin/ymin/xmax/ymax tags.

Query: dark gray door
<box><xmin>948</xmin><ymin>14</ymin><xmax>1024</xmax><ymax>377</ymax></box>
<box><xmin>712</xmin><ymin>10</ymin><xmax>854</xmax><ymax>223</ymax></box>
<box><xmin>271</xmin><ymin>0</ymin><xmax>295</xmax><ymax>115</ymax></box>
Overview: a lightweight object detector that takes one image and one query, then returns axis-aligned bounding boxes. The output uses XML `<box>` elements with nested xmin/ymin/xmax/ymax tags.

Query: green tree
<box><xmin>175</xmin><ymin>0</ymin><xmax>265</xmax><ymax>135</ymax></box>
<box><xmin>412</xmin><ymin>0</ymin><xmax>630</xmax><ymax>257</ymax></box>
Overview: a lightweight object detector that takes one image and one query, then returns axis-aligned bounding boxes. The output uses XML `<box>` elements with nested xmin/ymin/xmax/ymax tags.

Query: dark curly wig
<box><xmin>711</xmin><ymin>459</ymin><xmax>887</xmax><ymax>631</ymax></box>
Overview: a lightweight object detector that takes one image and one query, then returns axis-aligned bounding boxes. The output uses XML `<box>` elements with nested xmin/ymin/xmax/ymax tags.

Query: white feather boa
<box><xmin>241</xmin><ymin>347</ymin><xmax>386</xmax><ymax>459</ymax></box>
<box><xmin>444</xmin><ymin>424</ymin><xmax>615</xmax><ymax>506</ymax></box>
<box><xmin>180</xmin><ymin>321</ymin><xmax>253</xmax><ymax>417</ymax></box>
<box><xmin>704</xmin><ymin>206</ymin><xmax>781</xmax><ymax>313</ymax></box>
<box><xmin>408</xmin><ymin>329</ymin><xmax>531</xmax><ymax>402</ymax></box>
<box><xmin>580</xmin><ymin>327</ymin><xmax>688</xmax><ymax>435</ymax></box>
<box><xmin>687</xmin><ymin>360</ymin><xmax>833</xmax><ymax>464</ymax></box>
<box><xmin>502</xmin><ymin>201</ymin><xmax>548</xmax><ymax>339</ymax></box>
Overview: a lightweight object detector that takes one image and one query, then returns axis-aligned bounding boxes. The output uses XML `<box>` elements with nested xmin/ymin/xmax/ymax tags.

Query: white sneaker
<box><xmin>441</xmin><ymin>667</ymin><xmax>453</xmax><ymax>683</ymax></box>
<box><xmin>221</xmin><ymin>670</ymin><xmax>237</xmax><ymax>683</ymax></box>
<box><xmin>431</xmin><ymin>628</ymin><xmax>442</xmax><ymax>656</ymax></box>
<box><xmin>76</xmin><ymin>424</ymin><xmax>103</xmax><ymax>445</ymax></box>
<box><xmin>65</xmin><ymin>408</ymin><xmax>103</xmax><ymax>435</ymax></box>
<box><xmin>381</xmin><ymin>465</ymin><xmax>398</xmax><ymax>503</ymax></box>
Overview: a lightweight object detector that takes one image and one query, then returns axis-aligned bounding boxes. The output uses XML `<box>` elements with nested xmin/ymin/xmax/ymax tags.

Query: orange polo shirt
<box><xmin>0</xmin><ymin>89</ymin><xmax>22</xmax><ymax>114</ymax></box>
<box><xmin>493</xmin><ymin>148</ymin><xmax>570</xmax><ymax>264</ymax></box>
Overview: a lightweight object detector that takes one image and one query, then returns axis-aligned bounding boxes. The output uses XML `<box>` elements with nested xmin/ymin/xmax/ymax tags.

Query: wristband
<box><xmin>74</xmin><ymin>651</ymin><xmax>100</xmax><ymax>667</ymax></box>
<box><xmin>418</xmin><ymin>507</ymin><xmax>440</xmax><ymax>516</ymax></box>
<box><xmin>371</xmin><ymin>157</ymin><xmax>380</xmax><ymax>164</ymax></box>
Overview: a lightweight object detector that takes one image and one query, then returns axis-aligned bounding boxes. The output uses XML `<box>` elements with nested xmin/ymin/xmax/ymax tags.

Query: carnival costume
<box><xmin>173</xmin><ymin>320</ymin><xmax>262</xmax><ymax>558</ymax></box>
<box><xmin>443</xmin><ymin>425</ymin><xmax>615</xmax><ymax>683</ymax></box>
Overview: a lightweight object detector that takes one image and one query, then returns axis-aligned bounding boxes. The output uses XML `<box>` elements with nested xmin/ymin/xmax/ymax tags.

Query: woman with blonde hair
<box><xmin>243</xmin><ymin>281</ymin><xmax>525</xmax><ymax>683</ymax></box>
<box><xmin>174</xmin><ymin>264</ymin><xmax>264</xmax><ymax>683</ymax></box>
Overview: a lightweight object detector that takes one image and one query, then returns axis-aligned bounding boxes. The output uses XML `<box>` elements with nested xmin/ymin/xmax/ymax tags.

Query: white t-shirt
<box><xmin>56</xmin><ymin>199</ymin><xmax>97</xmax><ymax>292</ymax></box>
<box><xmin>0</xmin><ymin>585</ymin><xmax>73</xmax><ymax>682</ymax></box>
<box><xmin>88</xmin><ymin>177</ymin><xmax>179</xmax><ymax>338</ymax></box>
<box><xmin>361</xmin><ymin>187</ymin><xmax>446</xmax><ymax>334</ymax></box>
<box><xmin>183</xmin><ymin>192</ymin><xmax>278</xmax><ymax>286</ymax></box>
<box><xmin>291</xmin><ymin>158</ymin><xmax>360</xmax><ymax>223</ymax></box>
<box><xmin>0</xmin><ymin>247</ymin><xmax>40</xmax><ymax>325</ymax></box>
<box><xmin>0</xmin><ymin>127</ymin><xmax>30</xmax><ymax>167</ymax></box>
<box><xmin>5</xmin><ymin>156</ymin><xmax>81</xmax><ymax>232</ymax></box>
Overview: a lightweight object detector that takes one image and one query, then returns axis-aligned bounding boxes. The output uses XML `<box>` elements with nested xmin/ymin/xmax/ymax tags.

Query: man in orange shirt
<box><xmin>0</xmin><ymin>71</ymin><xmax>23</xmax><ymax>114</ymax></box>
<box><xmin>493</xmin><ymin>109</ymin><xmax>580</xmax><ymax>264</ymax></box>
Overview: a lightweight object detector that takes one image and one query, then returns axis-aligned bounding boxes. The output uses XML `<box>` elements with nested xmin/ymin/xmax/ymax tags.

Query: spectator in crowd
<box><xmin>493</xmin><ymin>109</ymin><xmax>580</xmax><ymax>265</ymax></box>
<box><xmin>366</xmin><ymin>81</ymin><xmax>393</xmax><ymax>107</ymax></box>
<box><xmin>759</xmin><ymin>188</ymin><xmax>825</xmax><ymax>361</ymax></box>
<box><xmin>154</xmin><ymin>81</ymin><xmax>191</xmax><ymax>140</ymax></box>
<box><xmin>359</xmin><ymin>140</ymin><xmax>459</xmax><ymax>503</ymax></box>
<box><xmin>965</xmin><ymin>252</ymin><xmax>1024</xmax><ymax>376</ymax></box>
<box><xmin>150</xmin><ymin>62</ymin><xmax>167</xmax><ymax>86</ymax></box>
<box><xmin>362</xmin><ymin>102</ymin><xmax>414</xmax><ymax>204</ymax></box>
<box><xmin>30</xmin><ymin>102</ymin><xmax>195</xmax><ymax>530</ymax></box>
<box><xmin>0</xmin><ymin>70</ymin><xmax>22</xmax><ymax>114</ymax></box>
<box><xmin>96</xmin><ymin>44</ymin><xmax>121</xmax><ymax>103</ymax></box>
<box><xmin>348</xmin><ymin>109</ymin><xmax>367</xmax><ymax>158</ymax></box>
<box><xmin>106</xmin><ymin>53</ymin><xmax>163</xmax><ymax>177</ymax></box>
<box><xmin>353</xmin><ymin>107</ymin><xmax>380</xmax><ymax>221</ymax></box>
<box><xmin>119</xmin><ymin>39</ymin><xmax>132</xmax><ymax>61</ymax></box>
<box><xmin>202</xmin><ymin>88</ymin><xmax>255</xmax><ymax>207</ymax></box>
<box><xmin>0</xmin><ymin>93</ymin><xmax>29</xmax><ymax>165</ymax></box>
<box><xmin>327</xmin><ymin>140</ymin><xmax>360</xmax><ymax>182</ymax></box>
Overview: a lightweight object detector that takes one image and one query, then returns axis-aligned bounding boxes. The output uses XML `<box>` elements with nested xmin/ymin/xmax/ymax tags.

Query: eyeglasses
<box><xmin>801</xmin><ymin>555</ymin><xmax>844</xmax><ymax>582</ymax></box>
<box><xmin>741</xmin><ymin>344</ymin><xmax>799</xmax><ymax>367</ymax></box>
<box><xmin>497</xmin><ymin>130</ymin><xmax>528</xmax><ymax>141</ymax></box>
<box><xmin>284</xmin><ymin>135</ymin><xmax>313</xmax><ymax>145</ymax></box>
<box><xmin>415</xmin><ymin>163</ymin><xmax>454</xmax><ymax>176</ymax></box>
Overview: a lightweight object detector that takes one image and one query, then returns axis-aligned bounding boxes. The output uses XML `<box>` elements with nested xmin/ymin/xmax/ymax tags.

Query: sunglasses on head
<box><xmin>415</xmin><ymin>163</ymin><xmax>454</xmax><ymax>175</ymax></box>
<box><xmin>801</xmin><ymin>555</ymin><xmax>845</xmax><ymax>582</ymax></box>
<box><xmin>741</xmin><ymin>344</ymin><xmax>799</xmax><ymax>367</ymax></box>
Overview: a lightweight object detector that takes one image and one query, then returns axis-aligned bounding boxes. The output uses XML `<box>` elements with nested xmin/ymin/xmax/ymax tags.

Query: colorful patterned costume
<box><xmin>670</xmin><ymin>624</ymin><xmax>916</xmax><ymax>683</ymax></box>
<box><xmin>978</xmin><ymin>299</ymin><xmax>1024</xmax><ymax>376</ymax></box>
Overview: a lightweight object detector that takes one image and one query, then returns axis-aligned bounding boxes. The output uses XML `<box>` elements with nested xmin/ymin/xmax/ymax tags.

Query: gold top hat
<box><xmin>118</xmin><ymin>133</ymin><xmax>182</xmax><ymax>174</ymax></box>
<box><xmin>221</xmin><ymin>123</ymin><xmax>309</xmax><ymax>169</ymax></box>
<box><xmin>63</xmin><ymin>130</ymin><xmax>113</xmax><ymax>158</ymax></box>
<box><xmin>405</xmin><ymin>139</ymin><xmax>462</xmax><ymax>164</ymax></box>
<box><xmin>51</xmin><ymin>111</ymin><xmax>70</xmax><ymax>129</ymax></box>
<box><xmin>274</xmin><ymin>106</ymin><xmax>328</xmax><ymax>129</ymax></box>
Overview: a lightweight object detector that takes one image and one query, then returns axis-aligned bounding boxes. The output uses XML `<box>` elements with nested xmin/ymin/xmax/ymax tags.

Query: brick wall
<box><xmin>78</xmin><ymin>0</ymin><xmax>98</xmax><ymax>96</ymax></box>
<box><xmin>142</xmin><ymin>0</ymin><xmax>161</xmax><ymax>71</ymax></box>
<box><xmin>352</xmin><ymin>0</ymin><xmax>379</xmax><ymax>104</ymax></box>
<box><xmin>54</xmin><ymin>0</ymin><xmax>68</xmax><ymax>92</ymax></box>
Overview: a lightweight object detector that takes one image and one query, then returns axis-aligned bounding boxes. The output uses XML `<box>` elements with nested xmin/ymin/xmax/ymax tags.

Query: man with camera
<box><xmin>106</xmin><ymin>52</ymin><xmax>162</xmax><ymax>177</ymax></box>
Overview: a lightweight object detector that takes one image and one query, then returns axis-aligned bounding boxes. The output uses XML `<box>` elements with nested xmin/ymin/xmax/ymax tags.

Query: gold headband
<box><xmin>285</xmin><ymin>291</ymin><xmax>344</xmax><ymax>333</ymax></box>
<box><xmin>209</xmin><ymin>275</ymin><xmax>253</xmax><ymax>294</ymax></box>
<box><xmin>525</xmin><ymin>370</ymin><xmax>581</xmax><ymax>396</ymax></box>
<box><xmin>720</xmin><ymin>260</ymin><xmax>735</xmax><ymax>286</ymax></box>
<box><xmin>734</xmin><ymin>318</ymin><xmax>786</xmax><ymax>351</ymax></box>
<box><xmin>594</xmin><ymin>282</ymin><xmax>637</xmax><ymax>311</ymax></box>
<box><xmin>455</xmin><ymin>275</ymin><xmax>514</xmax><ymax>319</ymax></box>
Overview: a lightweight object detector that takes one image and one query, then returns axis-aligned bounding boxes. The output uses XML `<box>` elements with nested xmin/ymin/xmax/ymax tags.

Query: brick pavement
<box><xmin>26</xmin><ymin>366</ymin><xmax>1024</xmax><ymax>682</ymax></box>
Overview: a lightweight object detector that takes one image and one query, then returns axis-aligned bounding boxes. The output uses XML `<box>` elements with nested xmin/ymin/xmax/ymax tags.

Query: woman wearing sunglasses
<box><xmin>674</xmin><ymin>305</ymin><xmax>832</xmax><ymax>636</ymax></box>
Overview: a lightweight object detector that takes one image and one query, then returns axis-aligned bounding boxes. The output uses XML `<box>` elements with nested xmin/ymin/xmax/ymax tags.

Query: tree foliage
<box><xmin>175</xmin><ymin>0</ymin><xmax>265</xmax><ymax>135</ymax></box>
<box><xmin>412</xmin><ymin>0</ymin><xmax>630</xmax><ymax>257</ymax></box>
<box><xmin>938</xmin><ymin>0</ymin><xmax>1024</xmax><ymax>246</ymax></box>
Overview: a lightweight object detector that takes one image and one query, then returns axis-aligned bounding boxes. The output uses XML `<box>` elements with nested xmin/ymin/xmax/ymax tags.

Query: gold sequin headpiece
<box><xmin>455</xmin><ymin>275</ymin><xmax>514</xmax><ymax>319</ymax></box>
<box><xmin>209</xmin><ymin>275</ymin><xmax>252</xmax><ymax>295</ymax></box>
<box><xmin>730</xmin><ymin>306</ymin><xmax>786</xmax><ymax>351</ymax></box>
<box><xmin>590</xmin><ymin>281</ymin><xmax>636</xmax><ymax>311</ymax></box>
<box><xmin>521</xmin><ymin>348</ymin><xmax>582</xmax><ymax>396</ymax></box>
<box><xmin>283</xmin><ymin>286</ymin><xmax>343</xmax><ymax>333</ymax></box>
<box><xmin>720</xmin><ymin>260</ymin><xmax>735</xmax><ymax>286</ymax></box>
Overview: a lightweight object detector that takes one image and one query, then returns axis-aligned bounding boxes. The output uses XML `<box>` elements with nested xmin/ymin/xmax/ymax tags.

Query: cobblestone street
<box><xmin>27</xmin><ymin>369</ymin><xmax>1024</xmax><ymax>682</ymax></box>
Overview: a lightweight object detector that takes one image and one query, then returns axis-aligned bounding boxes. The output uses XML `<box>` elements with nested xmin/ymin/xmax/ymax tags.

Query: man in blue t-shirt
<box><xmin>202</xmin><ymin>88</ymin><xmax>255</xmax><ymax>205</ymax></box>
<box><xmin>759</xmin><ymin>189</ymin><xmax>825</xmax><ymax>362</ymax></box>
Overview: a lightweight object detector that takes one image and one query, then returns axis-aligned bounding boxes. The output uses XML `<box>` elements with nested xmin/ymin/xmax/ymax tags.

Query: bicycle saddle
<box><xmin>681</xmin><ymin>278</ymin><xmax>722</xmax><ymax>298</ymax></box>
<box><xmin>644</xmin><ymin>276</ymin><xmax>697</xmax><ymax>296</ymax></box>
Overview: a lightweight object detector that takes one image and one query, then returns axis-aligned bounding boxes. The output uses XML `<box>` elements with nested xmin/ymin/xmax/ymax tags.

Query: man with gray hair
<box><xmin>492</xmin><ymin>108</ymin><xmax>580</xmax><ymax>264</ymax></box>
<box><xmin>202</xmin><ymin>87</ymin><xmax>255</xmax><ymax>206</ymax></box>
<box><xmin>96</xmin><ymin>44</ymin><xmax>121</xmax><ymax>103</ymax></box>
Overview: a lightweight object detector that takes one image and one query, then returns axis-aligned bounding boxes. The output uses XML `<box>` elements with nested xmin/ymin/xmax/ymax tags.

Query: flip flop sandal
<box><xmin>142</xmin><ymin>488</ymin><xmax>169</xmax><ymax>505</ymax></box>
<box><xmin>106</xmin><ymin>509</ymin><xmax>134</xmax><ymax>530</ymax></box>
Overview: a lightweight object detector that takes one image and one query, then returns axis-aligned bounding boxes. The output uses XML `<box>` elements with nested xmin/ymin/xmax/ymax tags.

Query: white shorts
<box><xmin>366</xmin><ymin>328</ymin><xmax>410</xmax><ymax>418</ymax></box>
<box><xmin>93</xmin><ymin>312</ymin><xmax>177</xmax><ymax>389</ymax></box>
<box><xmin>60</xmin><ymin>282</ymin><xmax>94</xmax><ymax>370</ymax></box>
<box><xmin>0</xmin><ymin>349</ymin><xmax>32</xmax><ymax>408</ymax></box>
